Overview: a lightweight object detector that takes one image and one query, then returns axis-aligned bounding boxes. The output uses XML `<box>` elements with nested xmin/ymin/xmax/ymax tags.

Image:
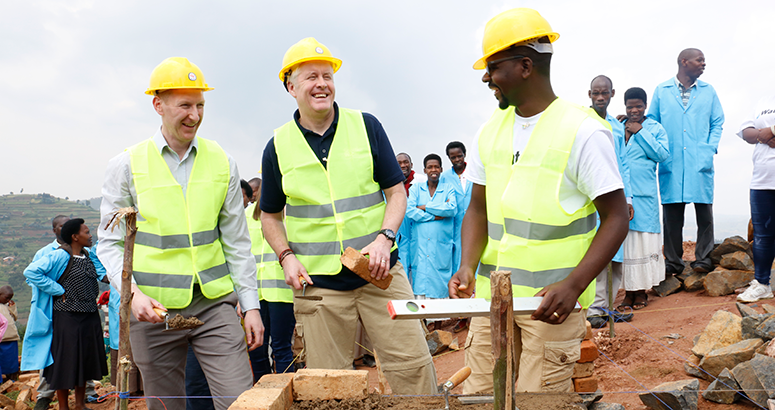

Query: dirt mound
<box><xmin>291</xmin><ymin>392</ymin><xmax>583</xmax><ymax>410</ymax></box>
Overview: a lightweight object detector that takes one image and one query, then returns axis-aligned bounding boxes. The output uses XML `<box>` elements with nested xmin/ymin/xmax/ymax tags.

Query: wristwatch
<box><xmin>378</xmin><ymin>229</ymin><xmax>396</xmax><ymax>246</ymax></box>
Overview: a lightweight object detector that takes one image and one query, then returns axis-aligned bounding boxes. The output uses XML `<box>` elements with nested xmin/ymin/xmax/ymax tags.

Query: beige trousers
<box><xmin>293</xmin><ymin>261</ymin><xmax>438</xmax><ymax>394</ymax></box>
<box><xmin>463</xmin><ymin>311</ymin><xmax>585</xmax><ymax>394</ymax></box>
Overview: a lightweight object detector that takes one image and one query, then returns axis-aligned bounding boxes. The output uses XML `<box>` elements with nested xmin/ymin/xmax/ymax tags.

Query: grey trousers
<box><xmin>130</xmin><ymin>288</ymin><xmax>252</xmax><ymax>410</ymax></box>
<box><xmin>663</xmin><ymin>203</ymin><xmax>714</xmax><ymax>272</ymax></box>
<box><xmin>587</xmin><ymin>262</ymin><xmax>622</xmax><ymax>317</ymax></box>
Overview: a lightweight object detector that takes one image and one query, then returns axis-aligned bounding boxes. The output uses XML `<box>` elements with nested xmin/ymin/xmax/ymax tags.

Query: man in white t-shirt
<box><xmin>448</xmin><ymin>8</ymin><xmax>629</xmax><ymax>393</ymax></box>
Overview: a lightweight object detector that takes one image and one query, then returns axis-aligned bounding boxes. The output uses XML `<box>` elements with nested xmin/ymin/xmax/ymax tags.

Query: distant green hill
<box><xmin>0</xmin><ymin>194</ymin><xmax>101</xmax><ymax>324</ymax></box>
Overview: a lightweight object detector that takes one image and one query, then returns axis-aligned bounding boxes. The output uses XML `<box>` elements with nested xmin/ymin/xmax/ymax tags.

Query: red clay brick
<box><xmin>341</xmin><ymin>247</ymin><xmax>393</xmax><ymax>290</ymax></box>
<box><xmin>573</xmin><ymin>375</ymin><xmax>599</xmax><ymax>393</ymax></box>
<box><xmin>578</xmin><ymin>339</ymin><xmax>599</xmax><ymax>363</ymax></box>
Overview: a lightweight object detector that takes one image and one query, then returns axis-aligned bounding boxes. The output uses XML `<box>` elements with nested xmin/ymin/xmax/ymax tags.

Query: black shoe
<box><xmin>362</xmin><ymin>354</ymin><xmax>376</xmax><ymax>368</ymax></box>
<box><xmin>33</xmin><ymin>397</ymin><xmax>53</xmax><ymax>410</ymax></box>
<box><xmin>691</xmin><ymin>262</ymin><xmax>712</xmax><ymax>274</ymax></box>
<box><xmin>587</xmin><ymin>316</ymin><xmax>607</xmax><ymax>328</ymax></box>
<box><xmin>86</xmin><ymin>394</ymin><xmax>100</xmax><ymax>403</ymax></box>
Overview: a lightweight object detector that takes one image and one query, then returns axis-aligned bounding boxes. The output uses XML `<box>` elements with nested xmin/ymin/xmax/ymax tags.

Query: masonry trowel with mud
<box><xmin>153</xmin><ymin>308</ymin><xmax>205</xmax><ymax>331</ymax></box>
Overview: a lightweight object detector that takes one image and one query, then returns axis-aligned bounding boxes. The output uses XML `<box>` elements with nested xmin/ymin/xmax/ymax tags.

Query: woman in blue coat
<box><xmin>620</xmin><ymin>88</ymin><xmax>670</xmax><ymax>310</ymax></box>
<box><xmin>22</xmin><ymin>219</ymin><xmax>107</xmax><ymax>410</ymax></box>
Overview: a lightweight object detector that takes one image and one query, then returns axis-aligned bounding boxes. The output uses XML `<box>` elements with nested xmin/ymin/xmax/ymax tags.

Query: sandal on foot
<box><xmin>616</xmin><ymin>292</ymin><xmax>634</xmax><ymax>312</ymax></box>
<box><xmin>632</xmin><ymin>292</ymin><xmax>648</xmax><ymax>310</ymax></box>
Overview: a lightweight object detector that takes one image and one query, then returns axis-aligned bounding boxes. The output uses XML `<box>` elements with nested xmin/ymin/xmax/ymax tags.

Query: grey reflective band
<box><xmin>503</xmin><ymin>213</ymin><xmax>596</xmax><ymax>241</ymax></box>
<box><xmin>286</xmin><ymin>191</ymin><xmax>384</xmax><ymax>219</ymax></box>
<box><xmin>478</xmin><ymin>263</ymin><xmax>575</xmax><ymax>288</ymax></box>
<box><xmin>135</xmin><ymin>232</ymin><xmax>190</xmax><ymax>249</ymax></box>
<box><xmin>259</xmin><ymin>279</ymin><xmax>292</xmax><ymax>290</ymax></box>
<box><xmin>134</xmin><ymin>271</ymin><xmax>193</xmax><ymax>289</ymax></box>
<box><xmin>254</xmin><ymin>253</ymin><xmax>279</xmax><ymax>263</ymax></box>
<box><xmin>136</xmin><ymin>228</ymin><xmax>221</xmax><ymax>250</ymax></box>
<box><xmin>290</xmin><ymin>231</ymin><xmax>378</xmax><ymax>256</ymax></box>
<box><xmin>192</xmin><ymin>228</ymin><xmax>219</xmax><ymax>246</ymax></box>
<box><xmin>488</xmin><ymin>221</ymin><xmax>504</xmax><ymax>241</ymax></box>
<box><xmin>198</xmin><ymin>263</ymin><xmax>230</xmax><ymax>285</ymax></box>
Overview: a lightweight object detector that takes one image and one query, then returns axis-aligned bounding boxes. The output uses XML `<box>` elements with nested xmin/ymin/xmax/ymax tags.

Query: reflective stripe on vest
<box><xmin>475</xmin><ymin>99</ymin><xmax>598</xmax><ymax>308</ymax></box>
<box><xmin>274</xmin><ymin>107</ymin><xmax>392</xmax><ymax>276</ymax></box>
<box><xmin>129</xmin><ymin>137</ymin><xmax>234</xmax><ymax>308</ymax></box>
<box><xmin>246</xmin><ymin>203</ymin><xmax>292</xmax><ymax>303</ymax></box>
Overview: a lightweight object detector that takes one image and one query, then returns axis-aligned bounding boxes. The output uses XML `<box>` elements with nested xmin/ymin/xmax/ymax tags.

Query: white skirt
<box><xmin>622</xmin><ymin>230</ymin><xmax>665</xmax><ymax>291</ymax></box>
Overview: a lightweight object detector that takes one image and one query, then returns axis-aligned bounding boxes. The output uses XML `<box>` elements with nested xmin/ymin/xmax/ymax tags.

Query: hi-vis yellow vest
<box><xmin>476</xmin><ymin>98</ymin><xmax>598</xmax><ymax>308</ymax></box>
<box><xmin>245</xmin><ymin>203</ymin><xmax>291</xmax><ymax>303</ymax></box>
<box><xmin>274</xmin><ymin>108</ymin><xmax>391</xmax><ymax>275</ymax></box>
<box><xmin>129</xmin><ymin>137</ymin><xmax>234</xmax><ymax>308</ymax></box>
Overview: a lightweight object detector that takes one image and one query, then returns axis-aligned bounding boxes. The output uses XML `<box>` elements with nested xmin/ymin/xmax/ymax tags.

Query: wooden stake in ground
<box><xmin>490</xmin><ymin>271</ymin><xmax>515</xmax><ymax>410</ymax></box>
<box><xmin>373</xmin><ymin>351</ymin><xmax>388</xmax><ymax>395</ymax></box>
<box><xmin>607</xmin><ymin>262</ymin><xmax>615</xmax><ymax>338</ymax></box>
<box><xmin>105</xmin><ymin>208</ymin><xmax>137</xmax><ymax>410</ymax></box>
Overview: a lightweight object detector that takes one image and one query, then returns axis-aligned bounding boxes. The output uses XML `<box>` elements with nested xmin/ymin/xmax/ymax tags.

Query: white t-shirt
<box><xmin>737</xmin><ymin>95</ymin><xmax>775</xmax><ymax>190</ymax></box>
<box><xmin>467</xmin><ymin>110</ymin><xmax>623</xmax><ymax>213</ymax></box>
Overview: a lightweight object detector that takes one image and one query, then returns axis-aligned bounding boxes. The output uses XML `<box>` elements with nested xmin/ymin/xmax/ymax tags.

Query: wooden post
<box><xmin>107</xmin><ymin>208</ymin><xmax>137</xmax><ymax>410</ymax></box>
<box><xmin>490</xmin><ymin>271</ymin><xmax>515</xmax><ymax>410</ymax></box>
<box><xmin>607</xmin><ymin>262</ymin><xmax>615</xmax><ymax>338</ymax></box>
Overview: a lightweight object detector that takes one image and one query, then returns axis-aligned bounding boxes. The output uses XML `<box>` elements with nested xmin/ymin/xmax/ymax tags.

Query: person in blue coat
<box><xmin>649</xmin><ymin>48</ymin><xmax>724</xmax><ymax>274</ymax></box>
<box><xmin>407</xmin><ymin>154</ymin><xmax>457</xmax><ymax>303</ymax></box>
<box><xmin>440</xmin><ymin>141</ymin><xmax>473</xmax><ymax>273</ymax></box>
<box><xmin>396</xmin><ymin>153</ymin><xmax>426</xmax><ymax>285</ymax></box>
<box><xmin>586</xmin><ymin>75</ymin><xmax>634</xmax><ymax>327</ymax></box>
<box><xmin>620</xmin><ymin>88</ymin><xmax>670</xmax><ymax>310</ymax></box>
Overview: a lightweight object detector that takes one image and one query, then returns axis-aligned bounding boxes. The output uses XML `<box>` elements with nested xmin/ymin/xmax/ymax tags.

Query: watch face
<box><xmin>381</xmin><ymin>229</ymin><xmax>396</xmax><ymax>240</ymax></box>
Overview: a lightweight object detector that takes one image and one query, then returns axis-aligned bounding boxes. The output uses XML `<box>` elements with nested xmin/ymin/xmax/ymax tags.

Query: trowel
<box><xmin>438</xmin><ymin>366</ymin><xmax>472</xmax><ymax>410</ymax></box>
<box><xmin>153</xmin><ymin>308</ymin><xmax>204</xmax><ymax>331</ymax></box>
<box><xmin>294</xmin><ymin>276</ymin><xmax>322</xmax><ymax>301</ymax></box>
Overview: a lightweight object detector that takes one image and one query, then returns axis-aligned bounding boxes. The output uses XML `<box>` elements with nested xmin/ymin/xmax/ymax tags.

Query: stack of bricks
<box><xmin>573</xmin><ymin>320</ymin><xmax>600</xmax><ymax>393</ymax></box>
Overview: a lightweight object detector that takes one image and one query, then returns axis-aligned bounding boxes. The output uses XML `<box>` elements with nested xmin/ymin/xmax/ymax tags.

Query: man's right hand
<box><xmin>282</xmin><ymin>255</ymin><xmax>312</xmax><ymax>290</ymax></box>
<box><xmin>130</xmin><ymin>284</ymin><xmax>165</xmax><ymax>323</ymax></box>
<box><xmin>448</xmin><ymin>268</ymin><xmax>475</xmax><ymax>299</ymax></box>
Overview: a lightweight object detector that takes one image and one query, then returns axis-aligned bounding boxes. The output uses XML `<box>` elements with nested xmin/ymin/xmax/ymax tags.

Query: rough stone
<box><xmin>684</xmin><ymin>354</ymin><xmax>706</xmax><ymax>379</ymax></box>
<box><xmin>653</xmin><ymin>275</ymin><xmax>682</xmax><ymax>297</ymax></box>
<box><xmin>578</xmin><ymin>339</ymin><xmax>599</xmax><ymax>363</ymax></box>
<box><xmin>229</xmin><ymin>373</ymin><xmax>293</xmax><ymax>410</ymax></box>
<box><xmin>720</xmin><ymin>251</ymin><xmax>755</xmax><ymax>271</ymax></box>
<box><xmin>578</xmin><ymin>389</ymin><xmax>603</xmax><ymax>407</ymax></box>
<box><xmin>573</xmin><ymin>361</ymin><xmax>595</xmax><ymax>379</ymax></box>
<box><xmin>763</xmin><ymin>304</ymin><xmax>775</xmax><ymax>314</ymax></box>
<box><xmin>737</xmin><ymin>302</ymin><xmax>761</xmax><ymax>318</ymax></box>
<box><xmin>585</xmin><ymin>320</ymin><xmax>593</xmax><ymax>340</ymax></box>
<box><xmin>769</xmin><ymin>398</ymin><xmax>775</xmax><ymax>410</ymax></box>
<box><xmin>711</xmin><ymin>236</ymin><xmax>752</xmax><ymax>265</ymax></box>
<box><xmin>742</xmin><ymin>314</ymin><xmax>771</xmax><ymax>339</ymax></box>
<box><xmin>638</xmin><ymin>379</ymin><xmax>699</xmax><ymax>410</ymax></box>
<box><xmin>767</xmin><ymin>340</ymin><xmax>775</xmax><ymax>358</ymax></box>
<box><xmin>426</xmin><ymin>330</ymin><xmax>454</xmax><ymax>355</ymax></box>
<box><xmin>703</xmin><ymin>269</ymin><xmax>755</xmax><ymax>297</ymax></box>
<box><xmin>589</xmin><ymin>404</ymin><xmax>626</xmax><ymax>410</ymax></box>
<box><xmin>699</xmin><ymin>338</ymin><xmax>763</xmax><ymax>378</ymax></box>
<box><xmin>692</xmin><ymin>310</ymin><xmax>743</xmax><ymax>358</ymax></box>
<box><xmin>0</xmin><ymin>394</ymin><xmax>15</xmax><ymax>408</ymax></box>
<box><xmin>756</xmin><ymin>315</ymin><xmax>775</xmax><ymax>340</ymax></box>
<box><xmin>682</xmin><ymin>272</ymin><xmax>707</xmax><ymax>292</ymax></box>
<box><xmin>730</xmin><ymin>354</ymin><xmax>775</xmax><ymax>408</ymax></box>
<box><xmin>0</xmin><ymin>380</ymin><xmax>12</xmax><ymax>393</ymax></box>
<box><xmin>702</xmin><ymin>368</ymin><xmax>740</xmax><ymax>404</ymax></box>
<box><xmin>573</xmin><ymin>375</ymin><xmax>598</xmax><ymax>393</ymax></box>
<box><xmin>15</xmin><ymin>388</ymin><xmax>31</xmax><ymax>410</ymax></box>
<box><xmin>676</xmin><ymin>263</ymin><xmax>693</xmax><ymax>283</ymax></box>
<box><xmin>293</xmin><ymin>369</ymin><xmax>368</xmax><ymax>401</ymax></box>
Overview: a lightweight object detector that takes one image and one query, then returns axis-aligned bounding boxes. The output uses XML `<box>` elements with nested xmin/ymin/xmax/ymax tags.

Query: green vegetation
<box><xmin>0</xmin><ymin>194</ymin><xmax>101</xmax><ymax>324</ymax></box>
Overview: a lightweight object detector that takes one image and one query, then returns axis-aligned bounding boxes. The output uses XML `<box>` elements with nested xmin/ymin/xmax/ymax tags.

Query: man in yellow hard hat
<box><xmin>448</xmin><ymin>9</ymin><xmax>629</xmax><ymax>393</ymax></box>
<box><xmin>97</xmin><ymin>57</ymin><xmax>263</xmax><ymax>410</ymax></box>
<box><xmin>260</xmin><ymin>37</ymin><xmax>437</xmax><ymax>394</ymax></box>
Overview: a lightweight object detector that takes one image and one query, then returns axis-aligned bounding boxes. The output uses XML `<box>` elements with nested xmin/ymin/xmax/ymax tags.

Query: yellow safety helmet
<box><xmin>278</xmin><ymin>37</ymin><xmax>342</xmax><ymax>85</ymax></box>
<box><xmin>473</xmin><ymin>8</ymin><xmax>559</xmax><ymax>70</ymax></box>
<box><xmin>145</xmin><ymin>57</ymin><xmax>214</xmax><ymax>96</ymax></box>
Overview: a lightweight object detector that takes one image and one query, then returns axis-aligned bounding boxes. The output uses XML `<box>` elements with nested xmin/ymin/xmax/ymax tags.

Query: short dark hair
<box><xmin>423</xmin><ymin>153</ymin><xmax>442</xmax><ymax>168</ymax></box>
<box><xmin>240</xmin><ymin>179</ymin><xmax>253</xmax><ymax>199</ymax></box>
<box><xmin>396</xmin><ymin>152</ymin><xmax>412</xmax><ymax>163</ymax></box>
<box><xmin>590</xmin><ymin>75</ymin><xmax>613</xmax><ymax>89</ymax></box>
<box><xmin>446</xmin><ymin>141</ymin><xmax>466</xmax><ymax>156</ymax></box>
<box><xmin>504</xmin><ymin>36</ymin><xmax>552</xmax><ymax>78</ymax></box>
<box><xmin>52</xmin><ymin>215</ymin><xmax>69</xmax><ymax>229</ymax></box>
<box><xmin>624</xmin><ymin>87</ymin><xmax>647</xmax><ymax>105</ymax></box>
<box><xmin>60</xmin><ymin>218</ymin><xmax>85</xmax><ymax>245</ymax></box>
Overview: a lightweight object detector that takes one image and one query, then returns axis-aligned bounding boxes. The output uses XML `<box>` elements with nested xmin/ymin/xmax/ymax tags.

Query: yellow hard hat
<box><xmin>473</xmin><ymin>8</ymin><xmax>559</xmax><ymax>70</ymax></box>
<box><xmin>145</xmin><ymin>57</ymin><xmax>214</xmax><ymax>95</ymax></box>
<box><xmin>278</xmin><ymin>37</ymin><xmax>342</xmax><ymax>82</ymax></box>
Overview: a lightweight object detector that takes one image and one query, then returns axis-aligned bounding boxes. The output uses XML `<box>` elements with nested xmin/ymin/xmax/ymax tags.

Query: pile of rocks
<box><xmin>677</xmin><ymin>304</ymin><xmax>775</xmax><ymax>408</ymax></box>
<box><xmin>653</xmin><ymin>236</ymin><xmax>756</xmax><ymax>298</ymax></box>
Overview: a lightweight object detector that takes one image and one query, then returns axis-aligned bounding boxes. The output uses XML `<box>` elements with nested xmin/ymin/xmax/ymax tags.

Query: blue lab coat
<box><xmin>406</xmin><ymin>181</ymin><xmax>457</xmax><ymax>298</ymax></box>
<box><xmin>605</xmin><ymin>113</ymin><xmax>631</xmax><ymax>263</ymax></box>
<box><xmin>649</xmin><ymin>79</ymin><xmax>724</xmax><ymax>204</ymax></box>
<box><xmin>439</xmin><ymin>168</ymin><xmax>472</xmax><ymax>272</ymax></box>
<box><xmin>21</xmin><ymin>248</ymin><xmax>105</xmax><ymax>371</ymax></box>
<box><xmin>624</xmin><ymin>118</ymin><xmax>670</xmax><ymax>233</ymax></box>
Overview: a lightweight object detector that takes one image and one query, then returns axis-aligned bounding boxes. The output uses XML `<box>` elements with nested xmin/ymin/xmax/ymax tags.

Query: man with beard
<box><xmin>260</xmin><ymin>38</ymin><xmax>436</xmax><ymax>394</ymax></box>
<box><xmin>448</xmin><ymin>8</ymin><xmax>628</xmax><ymax>393</ymax></box>
<box><xmin>649</xmin><ymin>48</ymin><xmax>724</xmax><ymax>276</ymax></box>
<box><xmin>586</xmin><ymin>75</ymin><xmax>634</xmax><ymax>327</ymax></box>
<box><xmin>396</xmin><ymin>153</ymin><xmax>425</xmax><ymax>283</ymax></box>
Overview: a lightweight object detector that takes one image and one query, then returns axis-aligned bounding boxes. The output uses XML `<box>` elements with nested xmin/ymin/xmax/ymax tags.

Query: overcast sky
<box><xmin>2</xmin><ymin>0</ymin><xmax>773</xmax><ymax>220</ymax></box>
